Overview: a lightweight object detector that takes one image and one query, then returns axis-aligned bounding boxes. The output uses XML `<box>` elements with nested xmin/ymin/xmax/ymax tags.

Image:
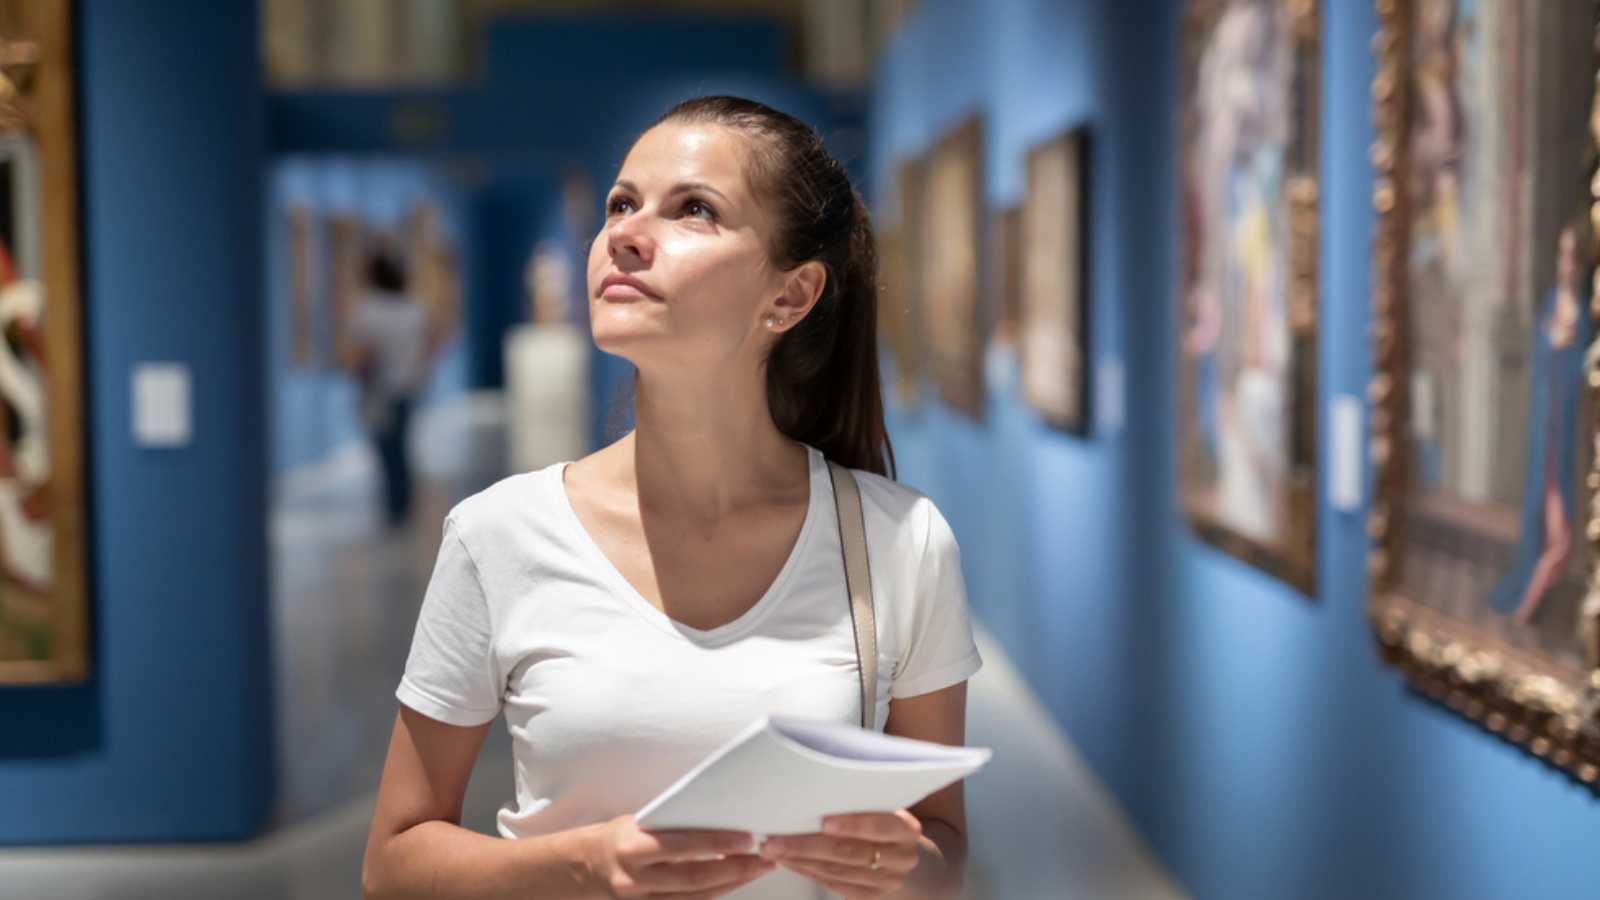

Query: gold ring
<box><xmin>869</xmin><ymin>848</ymin><xmax>881</xmax><ymax>871</ymax></box>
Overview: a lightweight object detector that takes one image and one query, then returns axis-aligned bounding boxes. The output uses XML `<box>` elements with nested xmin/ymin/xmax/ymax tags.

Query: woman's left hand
<box><xmin>758</xmin><ymin>810</ymin><xmax>923</xmax><ymax>898</ymax></box>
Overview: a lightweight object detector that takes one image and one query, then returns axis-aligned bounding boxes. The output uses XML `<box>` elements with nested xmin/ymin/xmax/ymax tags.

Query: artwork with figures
<box><xmin>923</xmin><ymin>118</ymin><xmax>985</xmax><ymax>420</ymax></box>
<box><xmin>0</xmin><ymin>0</ymin><xmax>89</xmax><ymax>684</ymax></box>
<box><xmin>1368</xmin><ymin>0</ymin><xmax>1600</xmax><ymax>789</ymax></box>
<box><xmin>1178</xmin><ymin>0</ymin><xmax>1320</xmax><ymax>593</ymax></box>
<box><xmin>1021</xmin><ymin>128</ymin><xmax>1090</xmax><ymax>434</ymax></box>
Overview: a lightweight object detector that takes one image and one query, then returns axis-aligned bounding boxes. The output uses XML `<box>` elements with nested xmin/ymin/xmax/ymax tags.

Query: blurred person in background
<box><xmin>363</xmin><ymin>95</ymin><xmax>982</xmax><ymax>899</ymax></box>
<box><xmin>341</xmin><ymin>246</ymin><xmax>433</xmax><ymax>528</ymax></box>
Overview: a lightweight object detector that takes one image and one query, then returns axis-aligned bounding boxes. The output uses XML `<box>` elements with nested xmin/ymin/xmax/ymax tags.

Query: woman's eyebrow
<box><xmin>668</xmin><ymin>181</ymin><xmax>730</xmax><ymax>203</ymax></box>
<box><xmin>610</xmin><ymin>179</ymin><xmax>729</xmax><ymax>204</ymax></box>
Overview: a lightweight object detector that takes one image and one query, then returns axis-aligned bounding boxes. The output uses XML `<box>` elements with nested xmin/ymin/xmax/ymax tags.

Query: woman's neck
<box><xmin>623</xmin><ymin>371</ymin><xmax>808</xmax><ymax>525</ymax></box>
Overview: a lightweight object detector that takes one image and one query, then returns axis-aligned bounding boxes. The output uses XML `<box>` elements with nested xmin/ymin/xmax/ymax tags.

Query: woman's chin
<box><xmin>590</xmin><ymin>321</ymin><xmax>661</xmax><ymax>357</ymax></box>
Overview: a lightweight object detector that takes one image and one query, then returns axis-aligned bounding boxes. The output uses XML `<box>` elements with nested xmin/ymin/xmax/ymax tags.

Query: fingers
<box><xmin>773</xmin><ymin>858</ymin><xmax>901</xmax><ymax>898</ymax></box>
<box><xmin>634</xmin><ymin>829</ymin><xmax>756</xmax><ymax>864</ymax></box>
<box><xmin>760</xmin><ymin>835</ymin><xmax>917</xmax><ymax>874</ymax></box>
<box><xmin>635</xmin><ymin>853</ymin><xmax>776</xmax><ymax>894</ymax></box>
<box><xmin>821</xmin><ymin>810</ymin><xmax>922</xmax><ymax>843</ymax></box>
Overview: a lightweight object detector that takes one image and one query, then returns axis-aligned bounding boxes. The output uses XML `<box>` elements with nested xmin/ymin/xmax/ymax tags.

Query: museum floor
<box><xmin>0</xmin><ymin>395</ymin><xmax>1187</xmax><ymax>900</ymax></box>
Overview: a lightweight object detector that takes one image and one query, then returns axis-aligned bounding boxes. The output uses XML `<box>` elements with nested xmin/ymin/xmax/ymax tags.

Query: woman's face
<box><xmin>587</xmin><ymin>121</ymin><xmax>787</xmax><ymax>373</ymax></box>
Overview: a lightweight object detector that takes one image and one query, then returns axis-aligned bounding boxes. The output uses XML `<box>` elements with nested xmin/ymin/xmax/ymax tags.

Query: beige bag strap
<box><xmin>827</xmin><ymin>460</ymin><xmax>877</xmax><ymax>730</ymax></box>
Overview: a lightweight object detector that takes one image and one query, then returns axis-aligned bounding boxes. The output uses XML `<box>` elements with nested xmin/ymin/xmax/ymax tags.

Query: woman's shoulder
<box><xmin>444</xmin><ymin>463</ymin><xmax>568</xmax><ymax>547</ymax></box>
<box><xmin>834</xmin><ymin>461</ymin><xmax>946</xmax><ymax>548</ymax></box>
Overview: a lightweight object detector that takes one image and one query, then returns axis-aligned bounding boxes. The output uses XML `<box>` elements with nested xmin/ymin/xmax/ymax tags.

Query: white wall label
<box><xmin>133</xmin><ymin>363</ymin><xmax>191</xmax><ymax>448</ymax></box>
<box><xmin>1330</xmin><ymin>393</ymin><xmax>1362</xmax><ymax>513</ymax></box>
<box><xmin>1096</xmin><ymin>358</ymin><xmax>1124</xmax><ymax>436</ymax></box>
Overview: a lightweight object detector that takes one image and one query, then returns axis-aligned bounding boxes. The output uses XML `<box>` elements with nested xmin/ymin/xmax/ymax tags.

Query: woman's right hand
<box><xmin>586</xmin><ymin>814</ymin><xmax>776</xmax><ymax>898</ymax></box>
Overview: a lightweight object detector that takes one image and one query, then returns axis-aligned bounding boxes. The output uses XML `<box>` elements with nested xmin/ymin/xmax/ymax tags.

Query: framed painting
<box><xmin>990</xmin><ymin>204</ymin><xmax>1021</xmax><ymax>350</ymax></box>
<box><xmin>1021</xmin><ymin>128</ymin><xmax>1091</xmax><ymax>435</ymax></box>
<box><xmin>1367</xmin><ymin>0</ymin><xmax>1600</xmax><ymax>789</ymax></box>
<box><xmin>923</xmin><ymin>117</ymin><xmax>985</xmax><ymax>421</ymax></box>
<box><xmin>0</xmin><ymin>0</ymin><xmax>89</xmax><ymax>685</ymax></box>
<box><xmin>1177</xmin><ymin>0</ymin><xmax>1320</xmax><ymax>594</ymax></box>
<box><xmin>881</xmin><ymin>155</ymin><xmax>927</xmax><ymax>410</ymax></box>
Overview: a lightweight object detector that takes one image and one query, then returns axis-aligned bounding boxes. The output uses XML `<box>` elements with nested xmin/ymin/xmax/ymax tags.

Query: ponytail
<box><xmin>657</xmin><ymin>96</ymin><xmax>896</xmax><ymax>479</ymax></box>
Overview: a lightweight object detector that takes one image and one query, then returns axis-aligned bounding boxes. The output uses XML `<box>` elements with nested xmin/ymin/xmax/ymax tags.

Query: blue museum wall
<box><xmin>0</xmin><ymin>0</ymin><xmax>273</xmax><ymax>843</ymax></box>
<box><xmin>873</xmin><ymin>1</ymin><xmax>1600</xmax><ymax>898</ymax></box>
<box><xmin>871</xmin><ymin>0</ymin><xmax>1144</xmax><ymax>825</ymax></box>
<box><xmin>268</xmin><ymin>158</ymin><xmax>471</xmax><ymax>476</ymax></box>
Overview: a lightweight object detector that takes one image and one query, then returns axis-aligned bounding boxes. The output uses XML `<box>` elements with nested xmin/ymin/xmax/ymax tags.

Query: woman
<box><xmin>344</xmin><ymin>248</ymin><xmax>434</xmax><ymax>527</ymax></box>
<box><xmin>362</xmin><ymin>96</ymin><xmax>983</xmax><ymax>899</ymax></box>
<box><xmin>1491</xmin><ymin>225</ymin><xmax>1591</xmax><ymax>627</ymax></box>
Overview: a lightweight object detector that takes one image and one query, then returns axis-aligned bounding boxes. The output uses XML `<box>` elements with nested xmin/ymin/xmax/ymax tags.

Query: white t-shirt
<box><xmin>352</xmin><ymin>291</ymin><xmax>429</xmax><ymax>423</ymax></box>
<box><xmin>396</xmin><ymin>443</ymin><xmax>983</xmax><ymax>898</ymax></box>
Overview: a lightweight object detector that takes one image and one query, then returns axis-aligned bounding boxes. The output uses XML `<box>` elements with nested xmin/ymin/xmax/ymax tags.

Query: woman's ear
<box><xmin>775</xmin><ymin>260</ymin><xmax>828</xmax><ymax>323</ymax></box>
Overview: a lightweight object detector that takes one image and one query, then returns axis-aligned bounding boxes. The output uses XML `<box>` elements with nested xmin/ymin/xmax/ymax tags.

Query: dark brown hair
<box><xmin>652</xmin><ymin>95</ymin><xmax>896</xmax><ymax>479</ymax></box>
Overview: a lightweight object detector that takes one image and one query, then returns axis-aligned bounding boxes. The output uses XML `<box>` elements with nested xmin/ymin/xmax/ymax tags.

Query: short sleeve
<box><xmin>395</xmin><ymin>516</ymin><xmax>504</xmax><ymax>726</ymax></box>
<box><xmin>889</xmin><ymin>502</ymin><xmax>984</xmax><ymax>699</ymax></box>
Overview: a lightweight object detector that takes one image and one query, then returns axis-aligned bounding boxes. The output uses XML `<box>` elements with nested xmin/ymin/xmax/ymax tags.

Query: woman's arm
<box><xmin>363</xmin><ymin>708</ymin><xmax>772</xmax><ymax>899</ymax></box>
<box><xmin>883</xmin><ymin>681</ymin><xmax>970</xmax><ymax>899</ymax></box>
<box><xmin>361</xmin><ymin>707</ymin><xmax>598</xmax><ymax>899</ymax></box>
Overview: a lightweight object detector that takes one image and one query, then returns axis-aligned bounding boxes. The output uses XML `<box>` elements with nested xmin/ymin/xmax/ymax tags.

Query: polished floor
<box><xmin>0</xmin><ymin>395</ymin><xmax>1186</xmax><ymax>900</ymax></box>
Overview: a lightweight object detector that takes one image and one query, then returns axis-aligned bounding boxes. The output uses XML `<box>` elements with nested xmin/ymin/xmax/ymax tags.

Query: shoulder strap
<box><xmin>827</xmin><ymin>460</ymin><xmax>878</xmax><ymax>730</ymax></box>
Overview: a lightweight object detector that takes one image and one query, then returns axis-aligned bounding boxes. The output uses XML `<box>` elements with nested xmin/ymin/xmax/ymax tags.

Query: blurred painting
<box><xmin>1021</xmin><ymin>128</ymin><xmax>1090</xmax><ymax>435</ymax></box>
<box><xmin>1178</xmin><ymin>0</ymin><xmax>1319</xmax><ymax>594</ymax></box>
<box><xmin>881</xmin><ymin>156</ymin><xmax>927</xmax><ymax>409</ymax></box>
<box><xmin>403</xmin><ymin>201</ymin><xmax>462</xmax><ymax>350</ymax></box>
<box><xmin>923</xmin><ymin>118</ymin><xmax>985</xmax><ymax>420</ymax></box>
<box><xmin>0</xmin><ymin>0</ymin><xmax>89</xmax><ymax>684</ymax></box>
<box><xmin>990</xmin><ymin>205</ymin><xmax>1021</xmax><ymax>349</ymax></box>
<box><xmin>287</xmin><ymin>205</ymin><xmax>317</xmax><ymax>367</ymax></box>
<box><xmin>1368</xmin><ymin>0</ymin><xmax>1600</xmax><ymax>788</ymax></box>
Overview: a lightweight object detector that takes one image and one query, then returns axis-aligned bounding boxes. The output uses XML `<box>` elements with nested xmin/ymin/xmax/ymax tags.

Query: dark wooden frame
<box><xmin>1020</xmin><ymin>127</ymin><xmax>1092</xmax><ymax>436</ymax></box>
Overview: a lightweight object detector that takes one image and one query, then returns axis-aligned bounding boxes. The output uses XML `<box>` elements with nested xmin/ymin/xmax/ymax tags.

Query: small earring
<box><xmin>765</xmin><ymin>314</ymin><xmax>782</xmax><ymax>329</ymax></box>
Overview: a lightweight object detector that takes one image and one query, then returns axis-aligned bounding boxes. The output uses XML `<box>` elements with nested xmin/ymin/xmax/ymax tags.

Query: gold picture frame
<box><xmin>1367</xmin><ymin>0</ymin><xmax>1600</xmax><ymax>789</ymax></box>
<box><xmin>0</xmin><ymin>0</ymin><xmax>90</xmax><ymax>685</ymax></box>
<box><xmin>1177</xmin><ymin>0</ymin><xmax>1320</xmax><ymax>594</ymax></box>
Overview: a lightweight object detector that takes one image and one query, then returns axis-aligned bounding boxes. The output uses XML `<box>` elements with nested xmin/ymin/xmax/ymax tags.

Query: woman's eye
<box><xmin>683</xmin><ymin>199</ymin><xmax>716</xmax><ymax>221</ymax></box>
<box><xmin>606</xmin><ymin>196</ymin><xmax>635</xmax><ymax>216</ymax></box>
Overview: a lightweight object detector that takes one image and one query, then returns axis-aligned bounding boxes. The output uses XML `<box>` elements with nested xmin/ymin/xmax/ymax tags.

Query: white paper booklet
<box><xmin>634</xmin><ymin>715</ymin><xmax>992</xmax><ymax>837</ymax></box>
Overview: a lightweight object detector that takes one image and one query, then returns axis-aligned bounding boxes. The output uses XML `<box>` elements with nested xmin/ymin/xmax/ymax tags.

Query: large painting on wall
<box><xmin>1178</xmin><ymin>0</ymin><xmax>1320</xmax><ymax>594</ymax></box>
<box><xmin>1368</xmin><ymin>0</ymin><xmax>1600</xmax><ymax>789</ymax></box>
<box><xmin>0</xmin><ymin>0</ymin><xmax>89</xmax><ymax>685</ymax></box>
<box><xmin>1021</xmin><ymin>128</ymin><xmax>1091</xmax><ymax>435</ymax></box>
<box><xmin>923</xmin><ymin>118</ymin><xmax>985</xmax><ymax>420</ymax></box>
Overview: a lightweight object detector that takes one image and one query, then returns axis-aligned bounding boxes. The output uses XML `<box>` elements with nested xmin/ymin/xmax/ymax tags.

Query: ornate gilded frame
<box><xmin>1366</xmin><ymin>0</ymin><xmax>1600</xmax><ymax>789</ymax></box>
<box><xmin>1177</xmin><ymin>0</ymin><xmax>1321</xmax><ymax>595</ymax></box>
<box><xmin>0</xmin><ymin>0</ymin><xmax>89</xmax><ymax>685</ymax></box>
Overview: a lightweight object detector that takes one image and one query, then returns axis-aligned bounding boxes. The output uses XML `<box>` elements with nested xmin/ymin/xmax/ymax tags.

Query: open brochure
<box><xmin>634</xmin><ymin>715</ymin><xmax>992</xmax><ymax>837</ymax></box>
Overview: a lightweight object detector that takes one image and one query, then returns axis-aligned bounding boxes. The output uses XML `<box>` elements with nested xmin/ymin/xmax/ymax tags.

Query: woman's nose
<box><xmin>606</xmin><ymin>213</ymin><xmax>654</xmax><ymax>263</ymax></box>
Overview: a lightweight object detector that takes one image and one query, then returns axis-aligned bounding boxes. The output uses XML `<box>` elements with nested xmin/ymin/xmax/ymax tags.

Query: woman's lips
<box><xmin>599</xmin><ymin>274</ymin><xmax>660</xmax><ymax>300</ymax></box>
<box><xmin>601</xmin><ymin>283</ymin><xmax>653</xmax><ymax>300</ymax></box>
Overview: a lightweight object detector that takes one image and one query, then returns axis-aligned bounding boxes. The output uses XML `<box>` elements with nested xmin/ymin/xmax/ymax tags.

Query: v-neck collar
<box><xmin>552</xmin><ymin>444</ymin><xmax>825</xmax><ymax>645</ymax></box>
